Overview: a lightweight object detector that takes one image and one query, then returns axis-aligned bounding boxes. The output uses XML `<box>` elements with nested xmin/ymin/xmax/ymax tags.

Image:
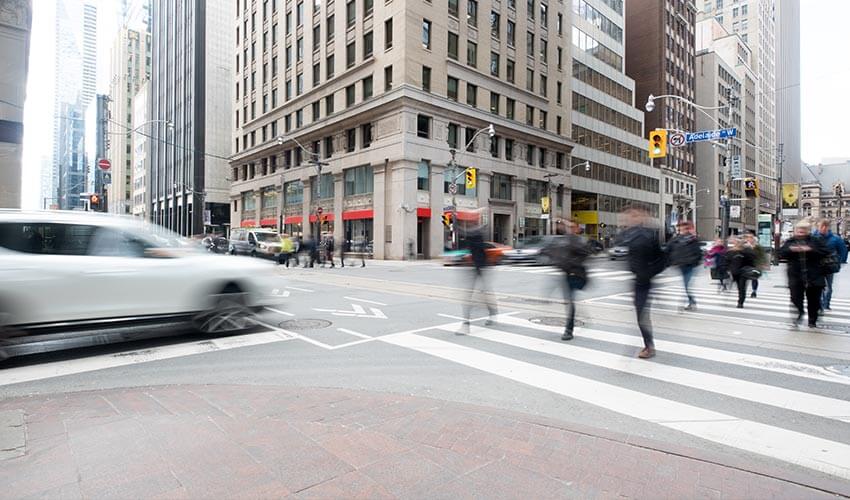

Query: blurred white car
<box><xmin>0</xmin><ymin>211</ymin><xmax>283</xmax><ymax>359</ymax></box>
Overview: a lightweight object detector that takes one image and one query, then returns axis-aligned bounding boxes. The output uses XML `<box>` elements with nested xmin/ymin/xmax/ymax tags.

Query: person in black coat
<box><xmin>779</xmin><ymin>221</ymin><xmax>830</xmax><ymax>328</ymax></box>
<box><xmin>542</xmin><ymin>220</ymin><xmax>591</xmax><ymax>341</ymax></box>
<box><xmin>460</xmin><ymin>224</ymin><xmax>497</xmax><ymax>331</ymax></box>
<box><xmin>727</xmin><ymin>236</ymin><xmax>757</xmax><ymax>308</ymax></box>
<box><xmin>617</xmin><ymin>207</ymin><xmax>666</xmax><ymax>359</ymax></box>
<box><xmin>667</xmin><ymin>221</ymin><xmax>703</xmax><ymax>310</ymax></box>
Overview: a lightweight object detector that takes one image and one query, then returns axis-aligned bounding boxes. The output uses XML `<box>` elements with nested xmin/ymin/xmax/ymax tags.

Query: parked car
<box><xmin>608</xmin><ymin>245</ymin><xmax>629</xmax><ymax>260</ymax></box>
<box><xmin>0</xmin><ymin>211</ymin><xmax>283</xmax><ymax>360</ymax></box>
<box><xmin>228</xmin><ymin>228</ymin><xmax>282</xmax><ymax>258</ymax></box>
<box><xmin>502</xmin><ymin>236</ymin><xmax>557</xmax><ymax>265</ymax></box>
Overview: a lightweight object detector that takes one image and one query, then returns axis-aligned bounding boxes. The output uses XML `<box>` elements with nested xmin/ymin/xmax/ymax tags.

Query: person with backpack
<box><xmin>617</xmin><ymin>207</ymin><xmax>666</xmax><ymax>359</ymax></box>
<box><xmin>542</xmin><ymin>220</ymin><xmax>591</xmax><ymax>341</ymax></box>
<box><xmin>705</xmin><ymin>238</ymin><xmax>729</xmax><ymax>292</ymax></box>
<box><xmin>727</xmin><ymin>236</ymin><xmax>758</xmax><ymax>309</ymax></box>
<box><xmin>779</xmin><ymin>221</ymin><xmax>830</xmax><ymax>328</ymax></box>
<box><xmin>667</xmin><ymin>221</ymin><xmax>702</xmax><ymax>311</ymax></box>
<box><xmin>815</xmin><ymin>219</ymin><xmax>847</xmax><ymax>312</ymax></box>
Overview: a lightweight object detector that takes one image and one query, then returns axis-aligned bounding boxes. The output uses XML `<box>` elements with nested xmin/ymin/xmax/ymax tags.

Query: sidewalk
<box><xmin>2</xmin><ymin>385</ymin><xmax>847</xmax><ymax>499</ymax></box>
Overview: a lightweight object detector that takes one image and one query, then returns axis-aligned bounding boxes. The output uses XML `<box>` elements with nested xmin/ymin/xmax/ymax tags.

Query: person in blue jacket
<box><xmin>815</xmin><ymin>219</ymin><xmax>847</xmax><ymax>311</ymax></box>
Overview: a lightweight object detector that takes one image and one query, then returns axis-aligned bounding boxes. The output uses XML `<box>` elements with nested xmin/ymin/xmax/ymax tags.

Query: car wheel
<box><xmin>194</xmin><ymin>285</ymin><xmax>255</xmax><ymax>335</ymax></box>
<box><xmin>250</xmin><ymin>250</ymin><xmax>257</xmax><ymax>258</ymax></box>
<box><xmin>229</xmin><ymin>246</ymin><xmax>236</xmax><ymax>255</ymax></box>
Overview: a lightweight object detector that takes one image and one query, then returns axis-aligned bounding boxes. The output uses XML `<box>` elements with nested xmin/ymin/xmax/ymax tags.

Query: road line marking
<box><xmin>494</xmin><ymin>315</ymin><xmax>850</xmax><ymax>385</ymax></box>
<box><xmin>265</xmin><ymin>307</ymin><xmax>295</xmax><ymax>317</ymax></box>
<box><xmin>664</xmin><ymin>286</ymin><xmax>850</xmax><ymax>306</ymax></box>
<box><xmin>438</xmin><ymin>313</ymin><xmax>468</xmax><ymax>321</ymax></box>
<box><xmin>587</xmin><ymin>270</ymin><xmax>632</xmax><ymax>278</ymax></box>
<box><xmin>337</xmin><ymin>328</ymin><xmax>372</xmax><ymax>339</ymax></box>
<box><xmin>381</xmin><ymin>331</ymin><xmax>850</xmax><ymax>480</ymax></box>
<box><xmin>343</xmin><ymin>296</ymin><xmax>388</xmax><ymax>306</ymax></box>
<box><xmin>438</xmin><ymin>324</ymin><xmax>850</xmax><ymax>423</ymax></box>
<box><xmin>285</xmin><ymin>286</ymin><xmax>315</xmax><ymax>293</ymax></box>
<box><xmin>646</xmin><ymin>290</ymin><xmax>850</xmax><ymax>318</ymax></box>
<box><xmin>330</xmin><ymin>338</ymin><xmax>379</xmax><ymax>349</ymax></box>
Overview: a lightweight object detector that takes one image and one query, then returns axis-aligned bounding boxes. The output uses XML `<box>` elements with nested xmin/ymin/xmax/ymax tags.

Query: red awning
<box><xmin>342</xmin><ymin>209</ymin><xmax>374</xmax><ymax>220</ymax></box>
<box><xmin>443</xmin><ymin>210</ymin><xmax>480</xmax><ymax>222</ymax></box>
<box><xmin>283</xmin><ymin>216</ymin><xmax>302</xmax><ymax>224</ymax></box>
<box><xmin>308</xmin><ymin>213</ymin><xmax>336</xmax><ymax>223</ymax></box>
<box><xmin>417</xmin><ymin>207</ymin><xmax>431</xmax><ymax>218</ymax></box>
<box><xmin>240</xmin><ymin>220</ymin><xmax>256</xmax><ymax>227</ymax></box>
<box><xmin>259</xmin><ymin>218</ymin><xmax>277</xmax><ymax>227</ymax></box>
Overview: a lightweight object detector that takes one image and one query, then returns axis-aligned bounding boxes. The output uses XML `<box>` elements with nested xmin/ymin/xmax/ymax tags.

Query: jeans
<box><xmin>563</xmin><ymin>278</ymin><xmax>576</xmax><ymax>334</ymax></box>
<box><xmin>680</xmin><ymin>265</ymin><xmax>696</xmax><ymax>305</ymax></box>
<box><xmin>822</xmin><ymin>274</ymin><xmax>834</xmax><ymax>309</ymax></box>
<box><xmin>791</xmin><ymin>283</ymin><xmax>825</xmax><ymax>325</ymax></box>
<box><xmin>735</xmin><ymin>275</ymin><xmax>748</xmax><ymax>305</ymax></box>
<box><xmin>634</xmin><ymin>281</ymin><xmax>653</xmax><ymax>348</ymax></box>
<box><xmin>463</xmin><ymin>268</ymin><xmax>498</xmax><ymax>320</ymax></box>
<box><xmin>751</xmin><ymin>279</ymin><xmax>759</xmax><ymax>292</ymax></box>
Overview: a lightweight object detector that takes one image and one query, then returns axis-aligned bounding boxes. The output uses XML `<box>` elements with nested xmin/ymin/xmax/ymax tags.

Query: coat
<box><xmin>667</xmin><ymin>234</ymin><xmax>702</xmax><ymax>267</ymax></box>
<box><xmin>618</xmin><ymin>226</ymin><xmax>666</xmax><ymax>285</ymax></box>
<box><xmin>543</xmin><ymin>234</ymin><xmax>591</xmax><ymax>278</ymax></box>
<box><xmin>778</xmin><ymin>235</ymin><xmax>830</xmax><ymax>287</ymax></box>
<box><xmin>466</xmin><ymin>230</ymin><xmax>488</xmax><ymax>270</ymax></box>
<box><xmin>727</xmin><ymin>247</ymin><xmax>756</xmax><ymax>278</ymax></box>
<box><xmin>816</xmin><ymin>230</ymin><xmax>848</xmax><ymax>267</ymax></box>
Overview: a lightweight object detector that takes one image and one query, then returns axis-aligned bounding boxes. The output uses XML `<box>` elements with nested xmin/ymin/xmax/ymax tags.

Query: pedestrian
<box><xmin>667</xmin><ymin>221</ymin><xmax>703</xmax><ymax>311</ymax></box>
<box><xmin>814</xmin><ymin>218</ymin><xmax>846</xmax><ymax>312</ymax></box>
<box><xmin>744</xmin><ymin>232</ymin><xmax>767</xmax><ymax>298</ymax></box>
<box><xmin>354</xmin><ymin>233</ymin><xmax>367</xmax><ymax>267</ymax></box>
<box><xmin>705</xmin><ymin>238</ymin><xmax>729</xmax><ymax>292</ymax></box>
<box><xmin>325</xmin><ymin>235</ymin><xmax>336</xmax><ymax>268</ymax></box>
<box><xmin>617</xmin><ymin>207</ymin><xmax>666</xmax><ymax>359</ymax></box>
<box><xmin>727</xmin><ymin>236</ymin><xmax>758</xmax><ymax>308</ymax></box>
<box><xmin>779</xmin><ymin>221</ymin><xmax>830</xmax><ymax>328</ymax></box>
<box><xmin>278</xmin><ymin>233</ymin><xmax>294</xmax><ymax>267</ymax></box>
<box><xmin>542</xmin><ymin>220</ymin><xmax>591</xmax><ymax>340</ymax></box>
<box><xmin>460</xmin><ymin>221</ymin><xmax>497</xmax><ymax>333</ymax></box>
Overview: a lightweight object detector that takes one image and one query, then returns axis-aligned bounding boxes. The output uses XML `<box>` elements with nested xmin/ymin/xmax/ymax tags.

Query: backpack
<box><xmin>821</xmin><ymin>250</ymin><xmax>841</xmax><ymax>275</ymax></box>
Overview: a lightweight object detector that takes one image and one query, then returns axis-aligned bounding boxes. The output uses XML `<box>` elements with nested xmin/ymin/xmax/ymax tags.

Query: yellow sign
<box><xmin>573</xmin><ymin>210</ymin><xmax>598</xmax><ymax>225</ymax></box>
<box><xmin>782</xmin><ymin>183</ymin><xmax>799</xmax><ymax>209</ymax></box>
<box><xmin>540</xmin><ymin>196</ymin><xmax>551</xmax><ymax>214</ymax></box>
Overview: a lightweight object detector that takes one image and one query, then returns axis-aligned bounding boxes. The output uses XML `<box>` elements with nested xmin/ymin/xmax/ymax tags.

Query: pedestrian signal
<box><xmin>743</xmin><ymin>178</ymin><xmax>759</xmax><ymax>198</ymax></box>
<box><xmin>465</xmin><ymin>168</ymin><xmax>476</xmax><ymax>189</ymax></box>
<box><xmin>648</xmin><ymin>129</ymin><xmax>668</xmax><ymax>159</ymax></box>
<box><xmin>442</xmin><ymin>213</ymin><xmax>452</xmax><ymax>227</ymax></box>
<box><xmin>90</xmin><ymin>194</ymin><xmax>100</xmax><ymax>208</ymax></box>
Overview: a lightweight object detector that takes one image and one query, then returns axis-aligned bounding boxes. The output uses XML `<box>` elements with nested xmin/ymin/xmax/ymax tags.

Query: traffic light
<box><xmin>89</xmin><ymin>194</ymin><xmax>100</xmax><ymax>209</ymax></box>
<box><xmin>442</xmin><ymin>213</ymin><xmax>452</xmax><ymax>227</ymax></box>
<box><xmin>648</xmin><ymin>129</ymin><xmax>668</xmax><ymax>159</ymax></box>
<box><xmin>744</xmin><ymin>178</ymin><xmax>759</xmax><ymax>198</ymax></box>
<box><xmin>465</xmin><ymin>168</ymin><xmax>476</xmax><ymax>189</ymax></box>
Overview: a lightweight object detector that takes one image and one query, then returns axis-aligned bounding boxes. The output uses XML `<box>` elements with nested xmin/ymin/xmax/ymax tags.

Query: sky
<box><xmin>18</xmin><ymin>0</ymin><xmax>850</xmax><ymax>208</ymax></box>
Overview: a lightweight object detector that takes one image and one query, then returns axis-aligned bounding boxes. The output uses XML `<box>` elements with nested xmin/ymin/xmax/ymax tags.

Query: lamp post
<box><xmin>276</xmin><ymin>135</ymin><xmax>329</xmax><ymax>240</ymax></box>
<box><xmin>446</xmin><ymin>124</ymin><xmax>495</xmax><ymax>249</ymax></box>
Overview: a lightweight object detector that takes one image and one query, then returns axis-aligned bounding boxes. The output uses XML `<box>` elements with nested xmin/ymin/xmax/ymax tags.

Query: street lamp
<box><xmin>446</xmin><ymin>124</ymin><xmax>495</xmax><ymax>249</ymax></box>
<box><xmin>276</xmin><ymin>134</ymin><xmax>330</xmax><ymax>239</ymax></box>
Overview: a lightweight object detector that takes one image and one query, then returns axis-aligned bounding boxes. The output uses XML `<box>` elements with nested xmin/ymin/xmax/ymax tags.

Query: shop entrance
<box><xmin>492</xmin><ymin>214</ymin><xmax>511</xmax><ymax>245</ymax></box>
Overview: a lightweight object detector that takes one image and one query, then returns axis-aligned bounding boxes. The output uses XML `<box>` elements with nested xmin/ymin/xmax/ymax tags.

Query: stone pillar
<box><xmin>477</xmin><ymin>171</ymin><xmax>491</xmax><ymax>240</ymax></box>
<box><xmin>333</xmin><ymin>172</ymin><xmax>344</xmax><ymax>247</ymax></box>
<box><xmin>301</xmin><ymin>176</ymin><xmax>313</xmax><ymax>238</ymax></box>
<box><xmin>388</xmin><ymin>160</ymin><xmax>419</xmax><ymax>259</ymax></box>
<box><xmin>372</xmin><ymin>163</ymin><xmax>386</xmax><ymax>259</ymax></box>
<box><xmin>513</xmin><ymin>179</ymin><xmax>526</xmax><ymax>244</ymax></box>
<box><xmin>253</xmin><ymin>191</ymin><xmax>262</xmax><ymax>227</ymax></box>
<box><xmin>429</xmin><ymin>164</ymin><xmax>445</xmax><ymax>259</ymax></box>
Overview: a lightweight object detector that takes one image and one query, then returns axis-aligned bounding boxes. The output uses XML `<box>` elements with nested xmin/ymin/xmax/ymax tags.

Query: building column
<box><xmin>429</xmin><ymin>164</ymin><xmax>445</xmax><ymax>259</ymax></box>
<box><xmin>388</xmin><ymin>160</ymin><xmax>419</xmax><ymax>259</ymax></box>
<box><xmin>373</xmin><ymin>162</ymin><xmax>386</xmax><ymax>259</ymax></box>
<box><xmin>301</xmin><ymin>176</ymin><xmax>313</xmax><ymax>238</ymax></box>
<box><xmin>477</xmin><ymin>171</ymin><xmax>491</xmax><ymax>240</ymax></box>
<box><xmin>513</xmin><ymin>179</ymin><xmax>526</xmax><ymax>244</ymax></box>
<box><xmin>333</xmin><ymin>172</ymin><xmax>344</xmax><ymax>247</ymax></box>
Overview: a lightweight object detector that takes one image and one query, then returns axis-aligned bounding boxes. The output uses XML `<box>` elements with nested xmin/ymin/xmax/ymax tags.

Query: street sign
<box><xmin>98</xmin><ymin>158</ymin><xmax>111</xmax><ymax>171</ymax></box>
<box><xmin>685</xmin><ymin>128</ymin><xmax>737</xmax><ymax>143</ymax></box>
<box><xmin>448</xmin><ymin>183</ymin><xmax>458</xmax><ymax>195</ymax></box>
<box><xmin>730</xmin><ymin>155</ymin><xmax>742</xmax><ymax>178</ymax></box>
<box><xmin>730</xmin><ymin>205</ymin><xmax>741</xmax><ymax>218</ymax></box>
<box><xmin>669</xmin><ymin>133</ymin><xmax>686</xmax><ymax>147</ymax></box>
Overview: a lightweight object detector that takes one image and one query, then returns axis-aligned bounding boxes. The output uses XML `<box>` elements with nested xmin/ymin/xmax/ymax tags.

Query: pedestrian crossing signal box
<box><xmin>442</xmin><ymin>213</ymin><xmax>453</xmax><ymax>227</ymax></box>
<box><xmin>648</xmin><ymin>129</ymin><xmax>668</xmax><ymax>159</ymax></box>
<box><xmin>465</xmin><ymin>168</ymin><xmax>476</xmax><ymax>189</ymax></box>
<box><xmin>744</xmin><ymin>178</ymin><xmax>759</xmax><ymax>199</ymax></box>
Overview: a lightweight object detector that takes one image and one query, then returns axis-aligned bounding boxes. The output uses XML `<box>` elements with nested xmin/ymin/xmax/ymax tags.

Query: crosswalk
<box><xmin>586</xmin><ymin>284</ymin><xmax>850</xmax><ymax>329</ymax></box>
<box><xmin>494</xmin><ymin>265</ymin><xmax>682</xmax><ymax>283</ymax></box>
<box><xmin>378</xmin><ymin>312</ymin><xmax>850</xmax><ymax>481</ymax></box>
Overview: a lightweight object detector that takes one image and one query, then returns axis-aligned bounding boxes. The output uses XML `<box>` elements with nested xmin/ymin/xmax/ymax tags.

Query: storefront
<box><xmin>343</xmin><ymin>210</ymin><xmax>373</xmax><ymax>253</ymax></box>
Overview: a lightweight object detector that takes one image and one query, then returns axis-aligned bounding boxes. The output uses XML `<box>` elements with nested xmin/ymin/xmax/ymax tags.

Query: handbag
<box><xmin>821</xmin><ymin>251</ymin><xmax>841</xmax><ymax>275</ymax></box>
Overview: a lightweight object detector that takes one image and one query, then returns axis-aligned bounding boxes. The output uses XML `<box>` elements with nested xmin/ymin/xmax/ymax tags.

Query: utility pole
<box><xmin>543</xmin><ymin>172</ymin><xmax>559</xmax><ymax>235</ymax></box>
<box><xmin>720</xmin><ymin>88</ymin><xmax>736</xmax><ymax>243</ymax></box>
<box><xmin>774</xmin><ymin>143</ymin><xmax>784</xmax><ymax>264</ymax></box>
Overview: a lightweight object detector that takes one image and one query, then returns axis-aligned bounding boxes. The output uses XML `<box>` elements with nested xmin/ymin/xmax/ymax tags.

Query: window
<box><xmin>490</xmin><ymin>52</ymin><xmax>500</xmax><ymax>76</ymax></box>
<box><xmin>527</xmin><ymin>0</ymin><xmax>534</xmax><ymax>20</ymax></box>
<box><xmin>0</xmin><ymin>223</ymin><xmax>96</xmax><ymax>255</ymax></box>
<box><xmin>527</xmin><ymin>31</ymin><xmax>534</xmax><ymax>56</ymax></box>
<box><xmin>448</xmin><ymin>0</ymin><xmax>458</xmax><ymax>17</ymax></box>
<box><xmin>526</xmin><ymin>144</ymin><xmax>535</xmax><ymax>165</ymax></box>
<box><xmin>362</xmin><ymin>75</ymin><xmax>373</xmax><ymax>99</ymax></box>
<box><xmin>540</xmin><ymin>74</ymin><xmax>547</xmax><ymax>96</ymax></box>
<box><xmin>556</xmin><ymin>81</ymin><xmax>562</xmax><ymax>104</ymax></box>
<box><xmin>361</xmin><ymin>123</ymin><xmax>372</xmax><ymax>148</ymax></box>
<box><xmin>506</xmin><ymin>98</ymin><xmax>515</xmax><ymax>119</ymax></box>
<box><xmin>491</xmin><ymin>11</ymin><xmax>500</xmax><ymax>39</ymax></box>
<box><xmin>526</xmin><ymin>105</ymin><xmax>534</xmax><ymax>126</ymax></box>
<box><xmin>422</xmin><ymin>19</ymin><xmax>432</xmax><ymax>49</ymax></box>
<box><xmin>490</xmin><ymin>135</ymin><xmax>500</xmax><ymax>158</ymax></box>
<box><xmin>364</xmin><ymin>0</ymin><xmax>373</xmax><ymax>16</ymax></box>
<box><xmin>540</xmin><ymin>38</ymin><xmax>547</xmax><ymax>63</ymax></box>
<box><xmin>296</xmin><ymin>72</ymin><xmax>303</xmax><ymax>94</ymax></box>
<box><xmin>297</xmin><ymin>37</ymin><xmax>303</xmax><ymax>61</ymax></box>
<box><xmin>285</xmin><ymin>79</ymin><xmax>292</xmax><ymax>99</ymax></box>
<box><xmin>447</xmin><ymin>123</ymin><xmax>459</xmax><ymax>149</ymax></box>
<box><xmin>447</xmin><ymin>76</ymin><xmax>459</xmax><ymax>101</ymax></box>
<box><xmin>312</xmin><ymin>63</ymin><xmax>320</xmax><ymax>87</ymax></box>
<box><xmin>539</xmin><ymin>110</ymin><xmax>547</xmax><ymax>129</ymax></box>
<box><xmin>312</xmin><ymin>101</ymin><xmax>320</xmax><ymax>121</ymax></box>
<box><xmin>557</xmin><ymin>13</ymin><xmax>563</xmax><ymax>35</ymax></box>
<box><xmin>539</xmin><ymin>3</ymin><xmax>547</xmax><ymax>25</ymax></box>
<box><xmin>465</xmin><ymin>127</ymin><xmax>476</xmax><ymax>152</ymax></box>
<box><xmin>506</xmin><ymin>59</ymin><xmax>515</xmax><ymax>83</ymax></box>
<box><xmin>325</xmin><ymin>93</ymin><xmax>334</xmax><ymax>114</ymax></box>
<box><xmin>490</xmin><ymin>92</ymin><xmax>500</xmax><ymax>114</ymax></box>
<box><xmin>262</xmin><ymin>93</ymin><xmax>269</xmax><ymax>112</ymax></box>
<box><xmin>526</xmin><ymin>68</ymin><xmax>534</xmax><ymax>91</ymax></box>
<box><xmin>313</xmin><ymin>25</ymin><xmax>321</xmax><ymax>51</ymax></box>
<box><xmin>272</xmin><ymin>56</ymin><xmax>279</xmax><ymax>75</ymax></box>
<box><xmin>422</xmin><ymin>66</ymin><xmax>431</xmax><ymax>92</ymax></box>
<box><xmin>326</xmin><ymin>54</ymin><xmax>335</xmax><ymax>78</ymax></box>
<box><xmin>491</xmin><ymin>174</ymin><xmax>512</xmax><ymax>199</ymax></box>
<box><xmin>417</xmin><ymin>161</ymin><xmax>430</xmax><ymax>190</ymax></box>
<box><xmin>364</xmin><ymin>31</ymin><xmax>374</xmax><ymax>58</ymax></box>
<box><xmin>417</xmin><ymin>114</ymin><xmax>431</xmax><ymax>138</ymax></box>
<box><xmin>285</xmin><ymin>45</ymin><xmax>292</xmax><ymax>68</ymax></box>
<box><xmin>572</xmin><ymin>27</ymin><xmax>622</xmax><ymax>70</ymax></box>
<box><xmin>507</xmin><ymin>20</ymin><xmax>515</xmax><ymax>46</ymax></box>
<box><xmin>346</xmin><ymin>84</ymin><xmax>356</xmax><ymax>106</ymax></box>
<box><xmin>467</xmin><ymin>41</ymin><xmax>477</xmax><ymax>67</ymax></box>
<box><xmin>505</xmin><ymin>139</ymin><xmax>514</xmax><ymax>160</ymax></box>
<box><xmin>466</xmin><ymin>83</ymin><xmax>477</xmax><ymax>107</ymax></box>
<box><xmin>272</xmin><ymin>23</ymin><xmax>278</xmax><ymax>44</ymax></box>
<box><xmin>344</xmin><ymin>165</ymin><xmax>374</xmax><ymax>195</ymax></box>
<box><xmin>323</xmin><ymin>136</ymin><xmax>333</xmax><ymax>158</ymax></box>
<box><xmin>346</xmin><ymin>41</ymin><xmax>356</xmax><ymax>67</ymax></box>
<box><xmin>297</xmin><ymin>1</ymin><xmax>304</xmax><ymax>25</ymax></box>
<box><xmin>312</xmin><ymin>173</ymin><xmax>335</xmax><ymax>200</ymax></box>
<box><xmin>384</xmin><ymin>65</ymin><xmax>393</xmax><ymax>90</ymax></box>
<box><xmin>557</xmin><ymin>47</ymin><xmax>563</xmax><ymax>69</ymax></box>
<box><xmin>284</xmin><ymin>114</ymin><xmax>291</xmax><ymax>132</ymax></box>
<box><xmin>296</xmin><ymin>108</ymin><xmax>303</xmax><ymax>127</ymax></box>
<box><xmin>385</xmin><ymin>18</ymin><xmax>393</xmax><ymax>49</ymax></box>
<box><xmin>272</xmin><ymin>88</ymin><xmax>278</xmax><ymax>107</ymax></box>
<box><xmin>327</xmin><ymin>14</ymin><xmax>335</xmax><ymax>41</ymax></box>
<box><xmin>448</xmin><ymin>32</ymin><xmax>459</xmax><ymax>59</ymax></box>
<box><xmin>346</xmin><ymin>0</ymin><xmax>356</xmax><ymax>27</ymax></box>
<box><xmin>346</xmin><ymin>128</ymin><xmax>356</xmax><ymax>152</ymax></box>
<box><xmin>467</xmin><ymin>0</ymin><xmax>478</xmax><ymax>27</ymax></box>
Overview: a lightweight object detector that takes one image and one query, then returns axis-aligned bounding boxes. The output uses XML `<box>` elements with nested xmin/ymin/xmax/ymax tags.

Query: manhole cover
<box><xmin>825</xmin><ymin>364</ymin><xmax>850</xmax><ymax>376</ymax></box>
<box><xmin>279</xmin><ymin>319</ymin><xmax>332</xmax><ymax>330</ymax></box>
<box><xmin>528</xmin><ymin>316</ymin><xmax>585</xmax><ymax>328</ymax></box>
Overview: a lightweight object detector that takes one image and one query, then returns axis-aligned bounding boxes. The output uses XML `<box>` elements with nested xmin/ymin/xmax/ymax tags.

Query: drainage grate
<box><xmin>278</xmin><ymin>319</ymin><xmax>332</xmax><ymax>331</ymax></box>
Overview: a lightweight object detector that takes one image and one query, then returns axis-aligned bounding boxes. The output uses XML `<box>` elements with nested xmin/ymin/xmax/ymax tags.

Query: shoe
<box><xmin>736</xmin><ymin>303</ymin><xmax>744</xmax><ymax>309</ymax></box>
<box><xmin>808</xmin><ymin>322</ymin><xmax>818</xmax><ymax>329</ymax></box>
<box><xmin>683</xmin><ymin>303</ymin><xmax>696</xmax><ymax>311</ymax></box>
<box><xmin>561</xmin><ymin>331</ymin><xmax>574</xmax><ymax>341</ymax></box>
<box><xmin>638</xmin><ymin>347</ymin><xmax>656</xmax><ymax>359</ymax></box>
<box><xmin>825</xmin><ymin>307</ymin><xmax>832</xmax><ymax>311</ymax></box>
<box><xmin>819</xmin><ymin>309</ymin><xmax>824</xmax><ymax>315</ymax></box>
<box><xmin>485</xmin><ymin>319</ymin><xmax>495</xmax><ymax>326</ymax></box>
<box><xmin>751</xmin><ymin>292</ymin><xmax>757</xmax><ymax>298</ymax></box>
<box><xmin>457</xmin><ymin>321</ymin><xmax>470</xmax><ymax>335</ymax></box>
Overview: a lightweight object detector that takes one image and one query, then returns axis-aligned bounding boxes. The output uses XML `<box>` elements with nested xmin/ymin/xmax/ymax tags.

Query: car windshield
<box><xmin>255</xmin><ymin>232</ymin><xmax>280</xmax><ymax>242</ymax></box>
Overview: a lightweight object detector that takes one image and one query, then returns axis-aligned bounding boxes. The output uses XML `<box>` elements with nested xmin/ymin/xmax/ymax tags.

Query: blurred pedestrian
<box><xmin>354</xmin><ymin>234</ymin><xmax>367</xmax><ymax>267</ymax></box>
<box><xmin>667</xmin><ymin>221</ymin><xmax>702</xmax><ymax>311</ymax></box>
<box><xmin>744</xmin><ymin>232</ymin><xmax>767</xmax><ymax>298</ymax></box>
<box><xmin>617</xmin><ymin>207</ymin><xmax>666</xmax><ymax>359</ymax></box>
<box><xmin>542</xmin><ymin>220</ymin><xmax>591</xmax><ymax>340</ymax></box>
<box><xmin>779</xmin><ymin>221</ymin><xmax>829</xmax><ymax>328</ymax></box>
<box><xmin>278</xmin><ymin>233</ymin><xmax>294</xmax><ymax>267</ymax></box>
<box><xmin>705</xmin><ymin>238</ymin><xmax>729</xmax><ymax>292</ymax></box>
<box><xmin>727</xmin><ymin>236</ymin><xmax>757</xmax><ymax>308</ymax></box>
<box><xmin>325</xmin><ymin>235</ymin><xmax>336</xmax><ymax>268</ymax></box>
<box><xmin>460</xmin><ymin>223</ymin><xmax>497</xmax><ymax>333</ymax></box>
<box><xmin>814</xmin><ymin>219</ymin><xmax>846</xmax><ymax>312</ymax></box>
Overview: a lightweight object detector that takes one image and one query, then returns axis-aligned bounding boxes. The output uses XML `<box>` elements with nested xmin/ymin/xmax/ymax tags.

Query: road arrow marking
<box><xmin>313</xmin><ymin>303</ymin><xmax>388</xmax><ymax>319</ymax></box>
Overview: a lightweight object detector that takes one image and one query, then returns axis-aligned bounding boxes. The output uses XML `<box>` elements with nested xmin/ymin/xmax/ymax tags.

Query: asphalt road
<box><xmin>3</xmin><ymin>256</ymin><xmax>850</xmax><ymax>490</ymax></box>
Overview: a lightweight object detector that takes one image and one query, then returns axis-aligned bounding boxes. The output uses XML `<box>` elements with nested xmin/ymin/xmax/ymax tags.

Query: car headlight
<box><xmin>259</xmin><ymin>243</ymin><xmax>267</xmax><ymax>249</ymax></box>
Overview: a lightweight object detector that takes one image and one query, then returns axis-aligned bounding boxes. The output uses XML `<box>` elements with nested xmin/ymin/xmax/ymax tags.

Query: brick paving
<box><xmin>0</xmin><ymin>385</ymin><xmax>847</xmax><ymax>499</ymax></box>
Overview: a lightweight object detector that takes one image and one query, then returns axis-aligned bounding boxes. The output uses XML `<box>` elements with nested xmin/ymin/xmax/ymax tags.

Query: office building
<box><xmin>132</xmin><ymin>81</ymin><xmax>150</xmax><ymax>217</ymax></box>
<box><xmin>774</xmin><ymin>0</ymin><xmax>799</xmax><ymax>185</ymax></box>
<box><xmin>625</xmin><ymin>0</ymin><xmax>697</xmax><ymax>238</ymax></box>
<box><xmin>0</xmin><ymin>0</ymin><xmax>33</xmax><ymax>208</ymax></box>
<box><xmin>800</xmin><ymin>160</ymin><xmax>850</xmax><ymax>236</ymax></box>
<box><xmin>149</xmin><ymin>0</ymin><xmax>233</xmax><ymax>235</ymax></box>
<box><xmin>229</xmin><ymin>0</ymin><xmax>575</xmax><ymax>258</ymax></box>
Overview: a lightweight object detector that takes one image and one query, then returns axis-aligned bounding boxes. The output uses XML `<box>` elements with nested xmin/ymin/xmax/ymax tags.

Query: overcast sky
<box><xmin>19</xmin><ymin>0</ymin><xmax>850</xmax><ymax>208</ymax></box>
